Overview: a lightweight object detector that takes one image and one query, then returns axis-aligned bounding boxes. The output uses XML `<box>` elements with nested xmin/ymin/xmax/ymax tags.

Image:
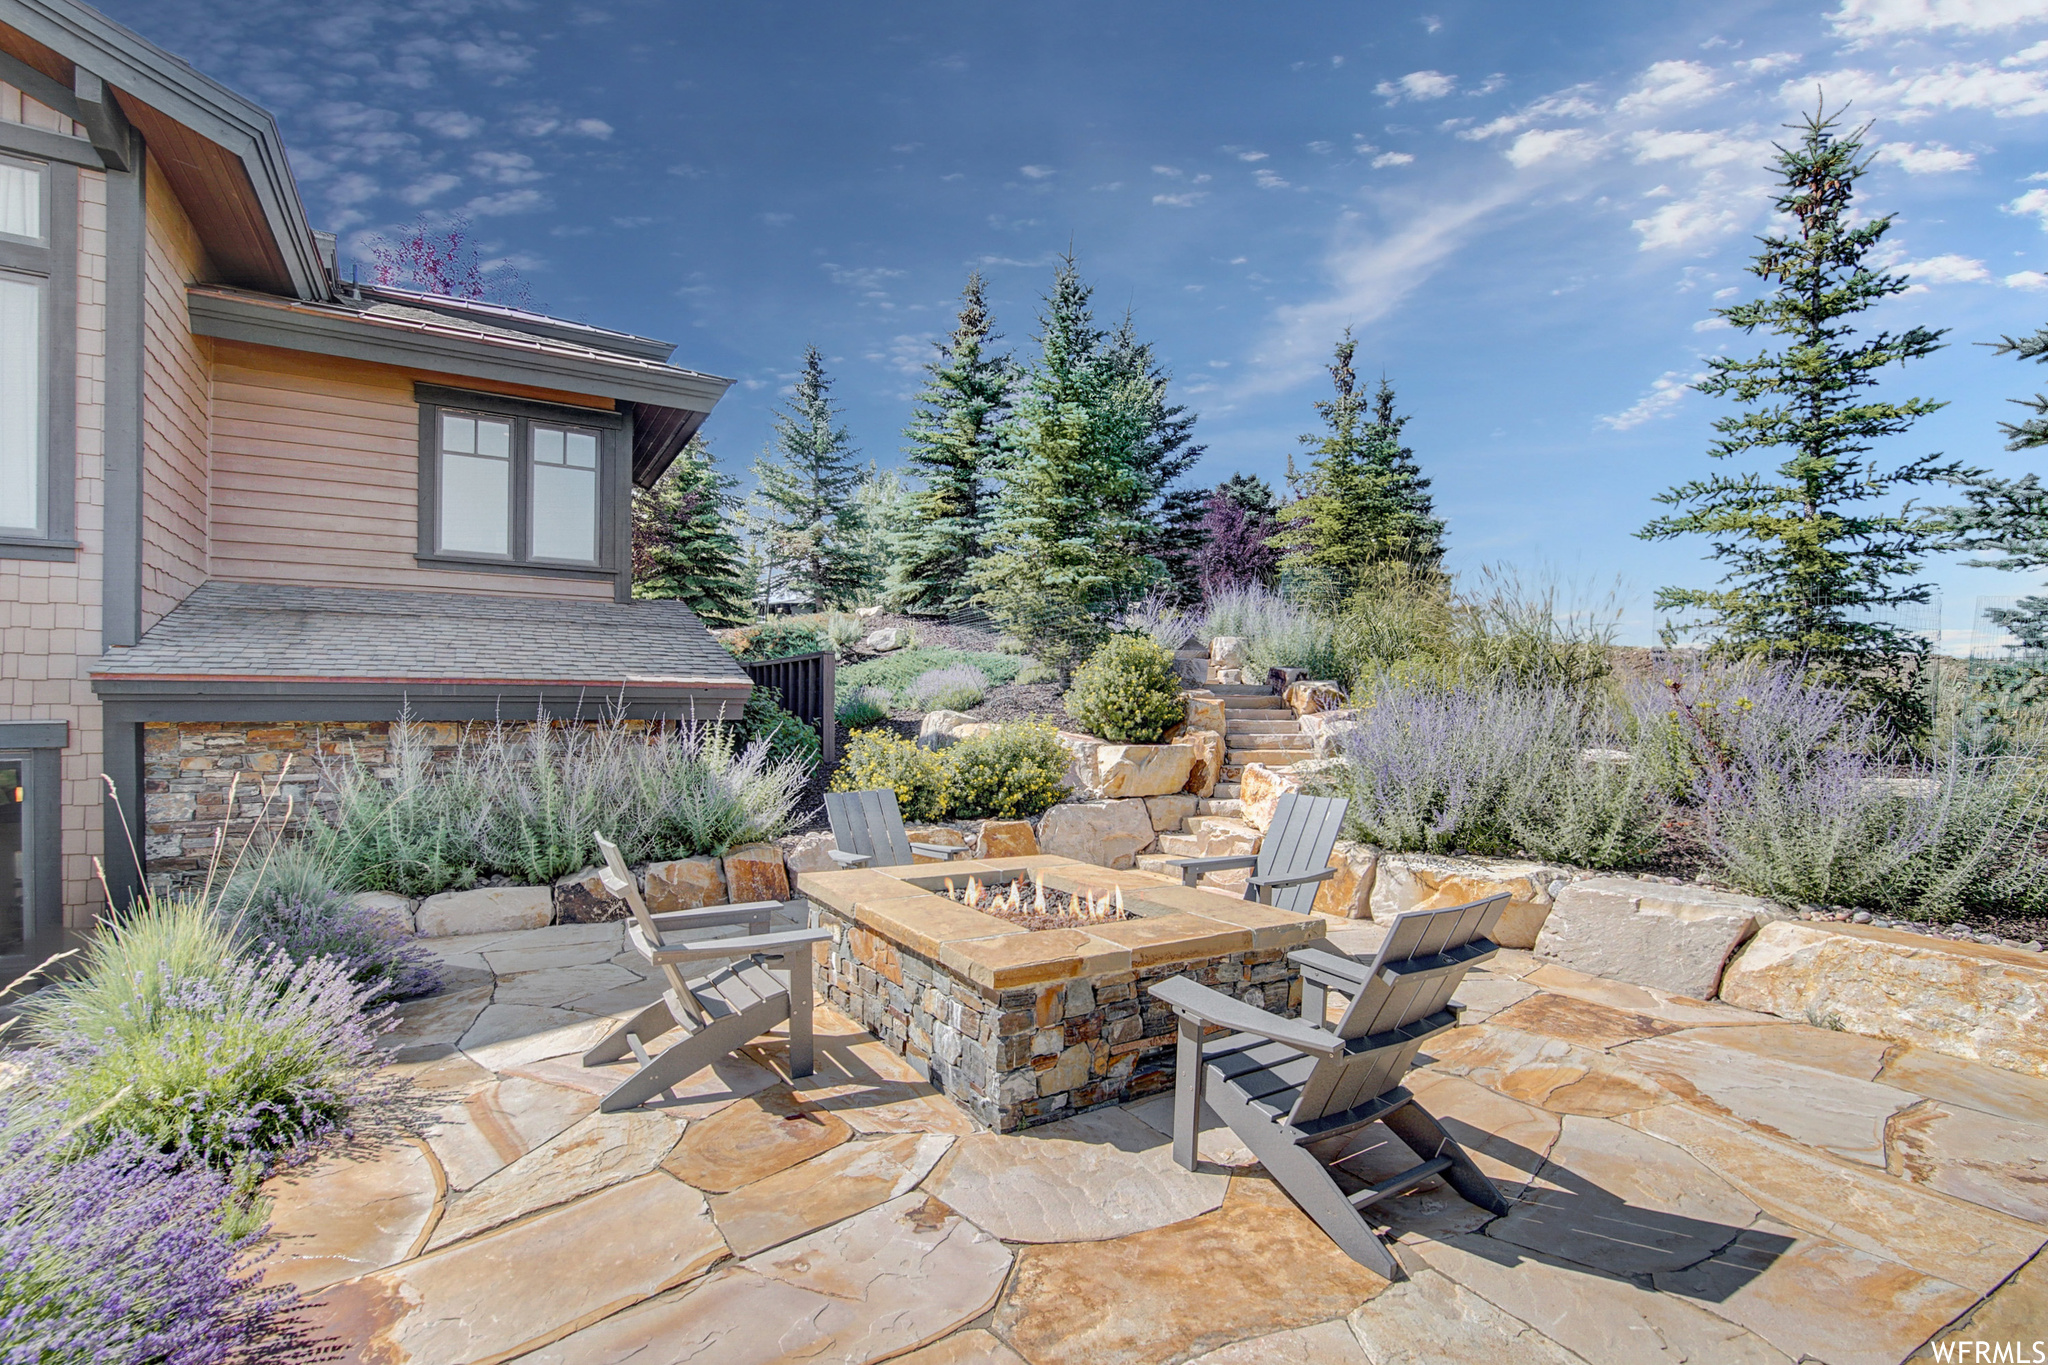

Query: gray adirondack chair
<box><xmin>1172</xmin><ymin>791</ymin><xmax>1349</xmax><ymax>915</ymax></box>
<box><xmin>1149</xmin><ymin>894</ymin><xmax>1513</xmax><ymax>1279</ymax></box>
<box><xmin>825</xmin><ymin>788</ymin><xmax>967</xmax><ymax>868</ymax></box>
<box><xmin>581</xmin><ymin>832</ymin><xmax>829</xmax><ymax>1113</ymax></box>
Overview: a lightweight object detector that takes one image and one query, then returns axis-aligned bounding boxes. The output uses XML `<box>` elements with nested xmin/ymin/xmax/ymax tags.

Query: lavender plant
<box><xmin>902</xmin><ymin>664</ymin><xmax>990</xmax><ymax>713</ymax></box>
<box><xmin>0</xmin><ymin>1120</ymin><xmax>309</xmax><ymax>1365</ymax></box>
<box><xmin>236</xmin><ymin>891</ymin><xmax>440</xmax><ymax>1003</ymax></box>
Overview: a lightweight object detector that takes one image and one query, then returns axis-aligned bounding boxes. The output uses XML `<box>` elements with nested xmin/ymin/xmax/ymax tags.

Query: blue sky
<box><xmin>105</xmin><ymin>0</ymin><xmax>2048</xmax><ymax>646</ymax></box>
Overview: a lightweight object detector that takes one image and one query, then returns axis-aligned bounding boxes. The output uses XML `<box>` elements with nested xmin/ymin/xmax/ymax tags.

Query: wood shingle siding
<box><xmin>140</xmin><ymin>153</ymin><xmax>210</xmax><ymax>630</ymax></box>
<box><xmin>205</xmin><ymin>341</ymin><xmax>613</xmax><ymax>599</ymax></box>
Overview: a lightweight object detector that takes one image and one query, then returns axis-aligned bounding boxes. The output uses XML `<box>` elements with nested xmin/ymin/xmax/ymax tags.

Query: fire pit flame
<box><xmin>945</xmin><ymin>872</ymin><xmax>1131</xmax><ymax>929</ymax></box>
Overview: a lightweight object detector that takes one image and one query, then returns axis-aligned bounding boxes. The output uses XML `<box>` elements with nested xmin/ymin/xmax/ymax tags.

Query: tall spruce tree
<box><xmin>1278</xmin><ymin>332</ymin><xmax>1445</xmax><ymax>590</ymax></box>
<box><xmin>1640</xmin><ymin>107</ymin><xmax>1964</xmax><ymax>735</ymax></box>
<box><xmin>1104</xmin><ymin>316</ymin><xmax>1208</xmax><ymax>605</ymax></box>
<box><xmin>631</xmin><ymin>437</ymin><xmax>750</xmax><ymax>624</ymax></box>
<box><xmin>896</xmin><ymin>274</ymin><xmax>1012</xmax><ymax>612</ymax></box>
<box><xmin>1936</xmin><ymin>324</ymin><xmax>2048</xmax><ymax>649</ymax></box>
<box><xmin>972</xmin><ymin>256</ymin><xmax>1157</xmax><ymax>679</ymax></box>
<box><xmin>747</xmin><ymin>346</ymin><xmax>866</xmax><ymax>610</ymax></box>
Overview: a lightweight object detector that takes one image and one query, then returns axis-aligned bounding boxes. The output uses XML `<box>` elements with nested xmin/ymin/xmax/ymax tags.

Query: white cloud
<box><xmin>1504</xmin><ymin>128</ymin><xmax>1602</xmax><ymax>167</ymax></box>
<box><xmin>1898</xmin><ymin>252</ymin><xmax>1991</xmax><ymax>286</ymax></box>
<box><xmin>1616</xmin><ymin>60</ymin><xmax>1730</xmax><ymax>115</ymax></box>
<box><xmin>1600</xmin><ymin>370</ymin><xmax>1705</xmax><ymax>430</ymax></box>
<box><xmin>466</xmin><ymin>188</ymin><xmax>547</xmax><ymax>215</ymax></box>
<box><xmin>1254</xmin><ymin>169</ymin><xmax>1291</xmax><ymax>188</ymax></box>
<box><xmin>1419</xmin><ymin>14</ymin><xmax>1443</xmax><ymax>32</ymax></box>
<box><xmin>2006</xmin><ymin>38</ymin><xmax>2048</xmax><ymax>63</ymax></box>
<box><xmin>1152</xmin><ymin>191</ymin><xmax>1207</xmax><ymax>208</ymax></box>
<box><xmin>1458</xmin><ymin>86</ymin><xmax>1604</xmax><ymax>140</ymax></box>
<box><xmin>1633</xmin><ymin>177</ymin><xmax>1751</xmax><ymax>250</ymax></box>
<box><xmin>327</xmin><ymin>172</ymin><xmax>380</xmax><ymax>206</ymax></box>
<box><xmin>761</xmin><ymin>211</ymin><xmax>794</xmax><ymax>227</ymax></box>
<box><xmin>1237</xmin><ymin>150</ymin><xmax>1270</xmax><ymax>161</ymax></box>
<box><xmin>1832</xmin><ymin>0</ymin><xmax>2048</xmax><ymax>38</ymax></box>
<box><xmin>1376</xmin><ymin>70</ymin><xmax>1457</xmax><ymax>103</ymax></box>
<box><xmin>1371</xmin><ymin>151</ymin><xmax>1415</xmax><ymax>167</ymax></box>
<box><xmin>1794</xmin><ymin>62</ymin><xmax>2048</xmax><ymax>119</ymax></box>
<box><xmin>825</xmin><ymin>263</ymin><xmax>907</xmax><ymax>298</ymax></box>
<box><xmin>415</xmin><ymin>110</ymin><xmax>484</xmax><ymax>138</ymax></box>
<box><xmin>1153</xmin><ymin>165</ymin><xmax>1182</xmax><ymax>178</ymax></box>
<box><xmin>1736</xmin><ymin>52</ymin><xmax>1802</xmax><ymax>74</ymax></box>
<box><xmin>1693</xmin><ymin>315</ymin><xmax>1733</xmax><ymax>331</ymax></box>
<box><xmin>399</xmin><ymin>172</ymin><xmax>460</xmax><ymax>204</ymax></box>
<box><xmin>2005</xmin><ymin>269</ymin><xmax>2048</xmax><ymax>287</ymax></box>
<box><xmin>1628</xmin><ymin>128</ymin><xmax>1775</xmax><ymax>169</ymax></box>
<box><xmin>2007</xmin><ymin>187</ymin><xmax>2048</xmax><ymax>226</ymax></box>
<box><xmin>1875</xmin><ymin>141</ymin><xmax>1977</xmax><ymax>172</ymax></box>
<box><xmin>566</xmin><ymin>118</ymin><xmax>613</xmax><ymax>138</ymax></box>
<box><xmin>471</xmin><ymin>150</ymin><xmax>542</xmax><ymax>183</ymax></box>
<box><xmin>1020</xmin><ymin>164</ymin><xmax>1056</xmax><ymax>179</ymax></box>
<box><xmin>452</xmin><ymin>38</ymin><xmax>533</xmax><ymax>76</ymax></box>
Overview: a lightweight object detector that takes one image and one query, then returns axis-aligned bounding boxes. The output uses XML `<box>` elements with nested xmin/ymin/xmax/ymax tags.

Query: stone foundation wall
<box><xmin>809</xmin><ymin>900</ymin><xmax>1302</xmax><ymax>1132</ymax></box>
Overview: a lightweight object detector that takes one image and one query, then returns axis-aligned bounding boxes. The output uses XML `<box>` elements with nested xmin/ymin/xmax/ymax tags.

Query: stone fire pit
<box><xmin>802</xmin><ymin>855</ymin><xmax>1318</xmax><ymax>1132</ymax></box>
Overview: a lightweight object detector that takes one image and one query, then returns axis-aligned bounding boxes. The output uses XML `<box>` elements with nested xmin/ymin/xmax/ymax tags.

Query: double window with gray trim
<box><xmin>0</xmin><ymin>146</ymin><xmax>78</xmax><ymax>562</ymax></box>
<box><xmin>413</xmin><ymin>383</ymin><xmax>626</xmax><ymax>582</ymax></box>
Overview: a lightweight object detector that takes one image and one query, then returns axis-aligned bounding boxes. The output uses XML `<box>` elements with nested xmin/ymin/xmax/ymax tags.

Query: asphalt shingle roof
<box><xmin>92</xmin><ymin>582</ymin><xmax>751</xmax><ymax>687</ymax></box>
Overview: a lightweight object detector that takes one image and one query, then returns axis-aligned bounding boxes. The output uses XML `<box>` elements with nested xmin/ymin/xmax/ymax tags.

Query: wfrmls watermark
<box><xmin>1929</xmin><ymin>1341</ymin><xmax>2048</xmax><ymax>1363</ymax></box>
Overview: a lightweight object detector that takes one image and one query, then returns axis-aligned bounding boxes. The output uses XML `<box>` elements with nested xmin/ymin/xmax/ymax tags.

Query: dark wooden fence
<box><xmin>739</xmin><ymin>649</ymin><xmax>836</xmax><ymax>764</ymax></box>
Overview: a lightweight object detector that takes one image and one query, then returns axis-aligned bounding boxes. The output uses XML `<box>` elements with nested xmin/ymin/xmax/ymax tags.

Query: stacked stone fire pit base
<box><xmin>801</xmin><ymin>856</ymin><xmax>1318</xmax><ymax>1132</ymax></box>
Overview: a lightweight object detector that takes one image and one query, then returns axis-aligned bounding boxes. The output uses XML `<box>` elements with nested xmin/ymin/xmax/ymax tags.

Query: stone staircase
<box><xmin>1140</xmin><ymin>648</ymin><xmax>1316</xmax><ymax>875</ymax></box>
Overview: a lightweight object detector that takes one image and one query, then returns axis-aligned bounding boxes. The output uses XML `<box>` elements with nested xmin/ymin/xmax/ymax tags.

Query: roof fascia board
<box><xmin>89</xmin><ymin>677</ymin><xmax>750</xmax><ymax>724</ymax></box>
<box><xmin>188</xmin><ymin>287</ymin><xmax>732</xmax><ymax>412</ymax></box>
<box><xmin>362</xmin><ymin>287</ymin><xmax>678</xmax><ymax>363</ymax></box>
<box><xmin>2</xmin><ymin>0</ymin><xmax>325</xmax><ymax>299</ymax></box>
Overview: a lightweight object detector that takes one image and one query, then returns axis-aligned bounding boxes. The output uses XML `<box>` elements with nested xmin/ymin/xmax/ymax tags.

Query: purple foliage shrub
<box><xmin>0</xmin><ymin>1120</ymin><xmax>307</xmax><ymax>1364</ymax></box>
<box><xmin>1194</xmin><ymin>489</ymin><xmax>1280</xmax><ymax>595</ymax></box>
<box><xmin>237</xmin><ymin>891</ymin><xmax>440</xmax><ymax>1004</ymax></box>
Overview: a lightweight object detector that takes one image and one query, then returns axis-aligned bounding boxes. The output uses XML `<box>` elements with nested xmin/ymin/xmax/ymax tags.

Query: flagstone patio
<box><xmin>267</xmin><ymin>912</ymin><xmax>2048</xmax><ymax>1365</ymax></box>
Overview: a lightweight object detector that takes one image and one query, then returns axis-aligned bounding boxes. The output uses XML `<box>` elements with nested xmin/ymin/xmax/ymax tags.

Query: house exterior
<box><xmin>0</xmin><ymin>0</ymin><xmax>747</xmax><ymax>968</ymax></box>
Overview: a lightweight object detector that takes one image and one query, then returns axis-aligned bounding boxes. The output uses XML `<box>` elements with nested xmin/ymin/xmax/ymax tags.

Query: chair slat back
<box><xmin>1284</xmin><ymin>895</ymin><xmax>1507</xmax><ymax>1126</ymax></box>
<box><xmin>826</xmin><ymin>789</ymin><xmax>915</xmax><ymax>867</ymax></box>
<box><xmin>595</xmin><ymin>832</ymin><xmax>701</xmax><ymax>1018</ymax></box>
<box><xmin>1254</xmin><ymin>793</ymin><xmax>1349</xmax><ymax>915</ymax></box>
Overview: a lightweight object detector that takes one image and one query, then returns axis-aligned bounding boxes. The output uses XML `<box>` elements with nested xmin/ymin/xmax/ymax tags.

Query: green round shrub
<box><xmin>739</xmin><ymin>686</ymin><xmax>822</xmax><ymax>768</ymax></box>
<box><xmin>946</xmin><ymin>724</ymin><xmax>1071</xmax><ymax>819</ymax></box>
<box><xmin>829</xmin><ymin>730</ymin><xmax>950</xmax><ymax>822</ymax></box>
<box><xmin>1062</xmin><ymin>635</ymin><xmax>1186</xmax><ymax>742</ymax></box>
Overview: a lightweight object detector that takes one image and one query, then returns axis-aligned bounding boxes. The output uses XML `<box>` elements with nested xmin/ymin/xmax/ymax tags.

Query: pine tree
<box><xmin>746</xmin><ymin>346</ymin><xmax>866</xmax><ymax>610</ymax></box>
<box><xmin>896</xmin><ymin>274</ymin><xmax>1013</xmax><ymax>612</ymax></box>
<box><xmin>631</xmin><ymin>437</ymin><xmax>750</xmax><ymax>625</ymax></box>
<box><xmin>972</xmin><ymin>256</ymin><xmax>1156</xmax><ymax>680</ymax></box>
<box><xmin>1217</xmin><ymin>472</ymin><xmax>1279</xmax><ymax>518</ymax></box>
<box><xmin>848</xmin><ymin>463</ymin><xmax>919</xmax><ymax>607</ymax></box>
<box><xmin>1640</xmin><ymin>107</ymin><xmax>1965</xmax><ymax>734</ymax></box>
<box><xmin>1278</xmin><ymin>332</ymin><xmax>1445</xmax><ymax>591</ymax></box>
<box><xmin>1103</xmin><ymin>317</ymin><xmax>1207</xmax><ymax>605</ymax></box>
<box><xmin>1936</xmin><ymin>325</ymin><xmax>2048</xmax><ymax>649</ymax></box>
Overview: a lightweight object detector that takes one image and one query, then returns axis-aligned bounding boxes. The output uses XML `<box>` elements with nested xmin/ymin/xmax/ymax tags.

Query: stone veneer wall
<box><xmin>810</xmin><ymin>903</ymin><xmax>1303</xmax><ymax>1133</ymax></box>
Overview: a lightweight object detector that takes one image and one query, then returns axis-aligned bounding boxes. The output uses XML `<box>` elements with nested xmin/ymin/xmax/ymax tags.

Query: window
<box><xmin>415</xmin><ymin>384</ymin><xmax>623</xmax><ymax>581</ymax></box>
<box><xmin>0</xmin><ymin>722</ymin><xmax>64</xmax><ymax>969</ymax></box>
<box><xmin>0</xmin><ymin>152</ymin><xmax>72</xmax><ymax>561</ymax></box>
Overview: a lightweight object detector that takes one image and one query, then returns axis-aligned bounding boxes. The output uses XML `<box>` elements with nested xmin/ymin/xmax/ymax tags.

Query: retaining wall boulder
<box><xmin>645</xmin><ymin>856</ymin><xmax>727</xmax><ymax>913</ymax></box>
<box><xmin>1037</xmin><ymin>799</ymin><xmax>1156</xmax><ymax>870</ymax></box>
<box><xmin>1369</xmin><ymin>854</ymin><xmax>1574</xmax><ymax>948</ymax></box>
<box><xmin>1537</xmin><ymin>877</ymin><xmax>1775</xmax><ymax>1000</ymax></box>
<box><xmin>416</xmin><ymin>885</ymin><xmax>553</xmax><ymax>938</ymax></box>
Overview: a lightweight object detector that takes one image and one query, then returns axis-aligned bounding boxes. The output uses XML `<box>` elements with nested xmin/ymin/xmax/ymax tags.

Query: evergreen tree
<box><xmin>1278</xmin><ymin>332</ymin><xmax>1445</xmax><ymax>590</ymax></box>
<box><xmin>1217</xmin><ymin>472</ymin><xmax>1279</xmax><ymax>518</ymax></box>
<box><xmin>746</xmin><ymin>346</ymin><xmax>866</xmax><ymax>610</ymax></box>
<box><xmin>972</xmin><ymin>256</ymin><xmax>1156</xmax><ymax>680</ymax></box>
<box><xmin>1640</xmin><ymin>107</ymin><xmax>1965</xmax><ymax>734</ymax></box>
<box><xmin>896</xmin><ymin>274</ymin><xmax>1013</xmax><ymax>612</ymax></box>
<box><xmin>1936</xmin><ymin>326</ymin><xmax>2048</xmax><ymax>649</ymax></box>
<box><xmin>631</xmin><ymin>437</ymin><xmax>750</xmax><ymax>625</ymax></box>
<box><xmin>848</xmin><ymin>463</ymin><xmax>919</xmax><ymax>607</ymax></box>
<box><xmin>1104</xmin><ymin>317</ymin><xmax>1208</xmax><ymax>605</ymax></box>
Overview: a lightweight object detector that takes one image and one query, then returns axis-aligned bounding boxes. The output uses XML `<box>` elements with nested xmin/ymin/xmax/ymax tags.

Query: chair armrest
<box><xmin>1147</xmin><ymin>975</ymin><xmax>1345</xmax><ymax>1058</ymax></box>
<box><xmin>909</xmin><ymin>842</ymin><xmax>966</xmax><ymax>860</ymax></box>
<box><xmin>1173</xmin><ymin>854</ymin><xmax>1259</xmax><ymax>887</ymax></box>
<box><xmin>1288</xmin><ymin>945</ymin><xmax>1371</xmax><ymax>985</ymax></box>
<box><xmin>640</xmin><ymin>925</ymin><xmax>829</xmax><ymax>965</ymax></box>
<box><xmin>647</xmin><ymin>900</ymin><xmax>783</xmax><ymax>933</ymax></box>
<box><xmin>827</xmin><ymin>849</ymin><xmax>872</xmax><ymax>866</ymax></box>
<box><xmin>1247</xmin><ymin>865</ymin><xmax>1338</xmax><ymax>892</ymax></box>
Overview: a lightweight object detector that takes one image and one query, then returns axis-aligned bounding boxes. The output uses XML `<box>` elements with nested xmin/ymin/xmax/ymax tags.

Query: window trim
<box><xmin>0</xmin><ymin>157</ymin><xmax>76</xmax><ymax>563</ymax></box>
<box><xmin>0</xmin><ymin>720</ymin><xmax>66</xmax><ymax>971</ymax></box>
<box><xmin>413</xmin><ymin>383</ymin><xmax>628</xmax><ymax>589</ymax></box>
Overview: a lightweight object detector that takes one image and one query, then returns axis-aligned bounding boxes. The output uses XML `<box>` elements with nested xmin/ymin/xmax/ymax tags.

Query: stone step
<box><xmin>1187</xmin><ymin>815</ymin><xmax>1245</xmax><ymax>838</ymax></box>
<box><xmin>1195</xmin><ymin>798</ymin><xmax>1242</xmax><ymax>818</ymax></box>
<box><xmin>1156</xmin><ymin>833</ymin><xmax>1204</xmax><ymax>857</ymax></box>
<box><xmin>1209</xmin><ymin>684</ymin><xmax>1276</xmax><ymax>696</ymax></box>
<box><xmin>1226</xmin><ymin>719</ymin><xmax>1303</xmax><ymax>734</ymax></box>
<box><xmin>1134</xmin><ymin>854</ymin><xmax>1184</xmax><ymax>877</ymax></box>
<box><xmin>1223</xmin><ymin>699</ymin><xmax>1289</xmax><ymax>713</ymax></box>
<box><xmin>1211</xmin><ymin>781</ymin><xmax>1242</xmax><ymax>799</ymax></box>
<box><xmin>1174</xmin><ymin>648</ymin><xmax>1210</xmax><ymax>660</ymax></box>
<box><xmin>1229</xmin><ymin>734</ymin><xmax>1312</xmax><ymax>749</ymax></box>
<box><xmin>1227</xmin><ymin>748</ymin><xmax>1312</xmax><ymax>765</ymax></box>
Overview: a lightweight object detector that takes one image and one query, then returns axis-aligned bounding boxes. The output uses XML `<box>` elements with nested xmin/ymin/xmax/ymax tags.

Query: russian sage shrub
<box><xmin>234</xmin><ymin>891</ymin><xmax>440</xmax><ymax>1003</ymax></box>
<box><xmin>18</xmin><ymin>898</ymin><xmax>390</xmax><ymax>1172</ymax></box>
<box><xmin>1200</xmin><ymin>584</ymin><xmax>1345</xmax><ymax>682</ymax></box>
<box><xmin>307</xmin><ymin>717</ymin><xmax>485</xmax><ymax>897</ymax></box>
<box><xmin>903</xmin><ymin>664</ymin><xmax>989</xmax><ymax>713</ymax></box>
<box><xmin>0</xmin><ymin>1122</ymin><xmax>304</xmax><ymax>1365</ymax></box>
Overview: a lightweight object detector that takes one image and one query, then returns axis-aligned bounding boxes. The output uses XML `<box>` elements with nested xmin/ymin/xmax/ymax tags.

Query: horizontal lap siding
<box><xmin>141</xmin><ymin>155</ymin><xmax>212</xmax><ymax>630</ymax></box>
<box><xmin>205</xmin><ymin>342</ymin><xmax>610</xmax><ymax>599</ymax></box>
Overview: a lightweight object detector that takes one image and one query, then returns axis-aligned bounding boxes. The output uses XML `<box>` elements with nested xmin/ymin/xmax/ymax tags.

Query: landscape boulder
<box><xmin>780</xmin><ymin>830</ymin><xmax>838</xmax><ymax>889</ymax></box>
<box><xmin>1369</xmin><ymin>854</ymin><xmax>1575</xmax><ymax>948</ymax></box>
<box><xmin>904</xmin><ymin>825</ymin><xmax>971</xmax><ymax>863</ymax></box>
<box><xmin>1037</xmin><ymin>799</ymin><xmax>1156</xmax><ymax>870</ymax></box>
<box><xmin>1299</xmin><ymin>709</ymin><xmax>1362</xmax><ymax>759</ymax></box>
<box><xmin>1091</xmin><ymin>743</ymin><xmax>1195</xmax><ymax>799</ymax></box>
<box><xmin>1284</xmin><ymin>680</ymin><xmax>1348</xmax><ymax>716</ymax></box>
<box><xmin>863</xmin><ymin>627</ymin><xmax>911</xmax><ymax>652</ymax></box>
<box><xmin>1207</xmin><ymin>636</ymin><xmax>1248</xmax><ymax>676</ymax></box>
<box><xmin>552</xmin><ymin>866</ymin><xmax>624</xmax><ymax>924</ymax></box>
<box><xmin>1237</xmin><ymin>763</ymin><xmax>1302</xmax><ymax>833</ymax></box>
<box><xmin>975</xmin><ymin>819</ymin><xmax>1039</xmax><ymax>858</ymax></box>
<box><xmin>348</xmin><ymin>890</ymin><xmax>415</xmax><ymax>932</ymax></box>
<box><xmin>1312</xmin><ymin>841</ymin><xmax>1378</xmax><ymax>920</ymax></box>
<box><xmin>724</xmin><ymin>842</ymin><xmax>793</xmax><ymax>902</ymax></box>
<box><xmin>1719</xmin><ymin>921</ymin><xmax>2048</xmax><ymax>1077</ymax></box>
<box><xmin>415</xmin><ymin>885</ymin><xmax>553</xmax><ymax>938</ymax></box>
<box><xmin>645</xmin><ymin>856</ymin><xmax>727</xmax><ymax>913</ymax></box>
<box><xmin>1175</xmin><ymin>729</ymin><xmax>1225</xmax><ymax>798</ymax></box>
<box><xmin>919</xmin><ymin>709</ymin><xmax>995</xmax><ymax>750</ymax></box>
<box><xmin>854</xmin><ymin>605</ymin><xmax>883</xmax><ymax>619</ymax></box>
<box><xmin>1180</xmin><ymin>692</ymin><xmax>1226</xmax><ymax>736</ymax></box>
<box><xmin>1536</xmin><ymin>876</ymin><xmax>1774</xmax><ymax>1000</ymax></box>
<box><xmin>1144</xmin><ymin>793</ymin><xmax>1201</xmax><ymax>831</ymax></box>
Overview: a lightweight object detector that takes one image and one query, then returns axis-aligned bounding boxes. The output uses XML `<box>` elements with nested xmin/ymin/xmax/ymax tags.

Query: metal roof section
<box><xmin>91</xmin><ymin>581</ymin><xmax>753</xmax><ymax>688</ymax></box>
<box><xmin>357</xmin><ymin>285</ymin><xmax>680</xmax><ymax>365</ymax></box>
